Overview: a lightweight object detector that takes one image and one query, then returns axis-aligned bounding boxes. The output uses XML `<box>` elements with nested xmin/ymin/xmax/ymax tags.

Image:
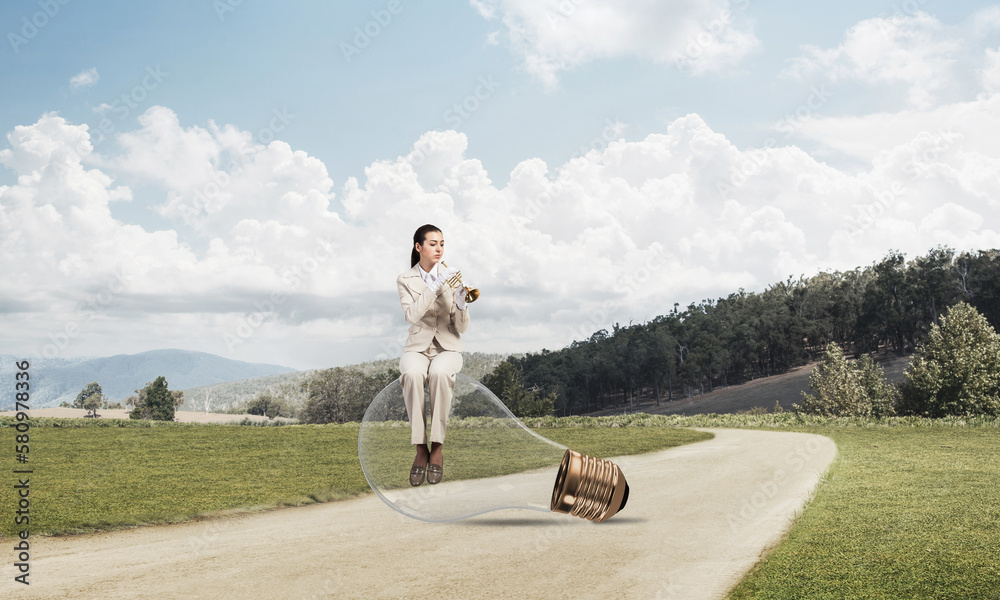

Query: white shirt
<box><xmin>418</xmin><ymin>262</ymin><xmax>467</xmax><ymax>311</ymax></box>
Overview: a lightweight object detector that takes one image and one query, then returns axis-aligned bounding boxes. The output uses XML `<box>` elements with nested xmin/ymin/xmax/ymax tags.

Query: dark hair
<box><xmin>411</xmin><ymin>224</ymin><xmax>442</xmax><ymax>267</ymax></box>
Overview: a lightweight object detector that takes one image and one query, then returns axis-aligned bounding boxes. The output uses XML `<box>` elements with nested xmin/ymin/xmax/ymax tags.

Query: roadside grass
<box><xmin>0</xmin><ymin>417</ymin><xmax>710</xmax><ymax>537</ymax></box>
<box><xmin>528</xmin><ymin>412</ymin><xmax>1000</xmax><ymax>599</ymax></box>
<box><xmin>633</xmin><ymin>412</ymin><xmax>999</xmax><ymax>600</ymax></box>
<box><xmin>721</xmin><ymin>423</ymin><xmax>1000</xmax><ymax>600</ymax></box>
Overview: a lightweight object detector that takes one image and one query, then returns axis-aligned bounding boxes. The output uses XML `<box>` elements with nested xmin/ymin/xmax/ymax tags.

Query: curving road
<box><xmin>2</xmin><ymin>428</ymin><xmax>836</xmax><ymax>600</ymax></box>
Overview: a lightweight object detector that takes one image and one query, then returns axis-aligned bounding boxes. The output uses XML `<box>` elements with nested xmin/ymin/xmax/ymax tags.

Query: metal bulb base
<box><xmin>550</xmin><ymin>449</ymin><xmax>629</xmax><ymax>522</ymax></box>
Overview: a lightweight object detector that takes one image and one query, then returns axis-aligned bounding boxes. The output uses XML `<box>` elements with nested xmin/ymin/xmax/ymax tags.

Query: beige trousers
<box><xmin>399</xmin><ymin>337</ymin><xmax>463</xmax><ymax>445</ymax></box>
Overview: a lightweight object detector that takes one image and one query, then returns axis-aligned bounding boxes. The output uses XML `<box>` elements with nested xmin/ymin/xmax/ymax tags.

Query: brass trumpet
<box><xmin>440</xmin><ymin>261</ymin><xmax>480</xmax><ymax>303</ymax></box>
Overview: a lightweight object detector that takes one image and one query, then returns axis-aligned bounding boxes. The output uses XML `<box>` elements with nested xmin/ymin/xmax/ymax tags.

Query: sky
<box><xmin>2</xmin><ymin>0</ymin><xmax>1000</xmax><ymax>371</ymax></box>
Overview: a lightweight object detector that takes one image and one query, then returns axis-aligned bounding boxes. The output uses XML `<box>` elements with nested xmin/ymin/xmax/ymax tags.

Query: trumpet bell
<box><xmin>440</xmin><ymin>261</ymin><xmax>480</xmax><ymax>303</ymax></box>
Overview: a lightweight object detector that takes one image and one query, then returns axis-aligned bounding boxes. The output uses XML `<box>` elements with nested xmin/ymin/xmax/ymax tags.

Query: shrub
<box><xmin>898</xmin><ymin>302</ymin><xmax>1000</xmax><ymax>417</ymax></box>
<box><xmin>795</xmin><ymin>343</ymin><xmax>898</xmax><ymax>417</ymax></box>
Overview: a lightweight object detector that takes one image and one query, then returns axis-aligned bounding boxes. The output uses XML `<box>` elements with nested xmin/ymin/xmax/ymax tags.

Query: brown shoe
<box><xmin>410</xmin><ymin>462</ymin><xmax>426</xmax><ymax>486</ymax></box>
<box><xmin>427</xmin><ymin>463</ymin><xmax>443</xmax><ymax>484</ymax></box>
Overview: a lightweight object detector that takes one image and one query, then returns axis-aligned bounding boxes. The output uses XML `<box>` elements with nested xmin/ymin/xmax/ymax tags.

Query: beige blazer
<box><xmin>397</xmin><ymin>264</ymin><xmax>471</xmax><ymax>353</ymax></box>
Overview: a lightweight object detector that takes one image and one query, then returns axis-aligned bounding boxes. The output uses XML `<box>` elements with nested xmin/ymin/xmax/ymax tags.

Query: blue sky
<box><xmin>2</xmin><ymin>1</ymin><xmax>1000</xmax><ymax>370</ymax></box>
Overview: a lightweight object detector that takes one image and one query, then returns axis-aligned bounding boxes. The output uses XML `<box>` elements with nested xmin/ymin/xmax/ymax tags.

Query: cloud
<box><xmin>791</xmin><ymin>90</ymin><xmax>1000</xmax><ymax>163</ymax></box>
<box><xmin>981</xmin><ymin>46</ymin><xmax>1000</xmax><ymax>92</ymax></box>
<box><xmin>69</xmin><ymin>68</ymin><xmax>99</xmax><ymax>91</ymax></box>
<box><xmin>471</xmin><ymin>0</ymin><xmax>758</xmax><ymax>88</ymax></box>
<box><xmin>2</xmin><ymin>104</ymin><xmax>998</xmax><ymax>369</ymax></box>
<box><xmin>782</xmin><ymin>12</ymin><xmax>963</xmax><ymax>109</ymax></box>
<box><xmin>783</xmin><ymin>8</ymin><xmax>1000</xmax><ymax>111</ymax></box>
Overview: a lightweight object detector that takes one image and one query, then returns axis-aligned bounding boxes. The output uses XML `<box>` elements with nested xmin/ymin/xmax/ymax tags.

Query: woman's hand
<box><xmin>427</xmin><ymin>276</ymin><xmax>446</xmax><ymax>292</ymax></box>
<box><xmin>438</xmin><ymin>265</ymin><xmax>460</xmax><ymax>284</ymax></box>
<box><xmin>454</xmin><ymin>285</ymin><xmax>469</xmax><ymax>310</ymax></box>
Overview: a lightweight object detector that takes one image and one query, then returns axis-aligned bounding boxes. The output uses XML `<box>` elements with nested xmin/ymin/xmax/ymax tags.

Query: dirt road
<box><xmin>2</xmin><ymin>429</ymin><xmax>836</xmax><ymax>600</ymax></box>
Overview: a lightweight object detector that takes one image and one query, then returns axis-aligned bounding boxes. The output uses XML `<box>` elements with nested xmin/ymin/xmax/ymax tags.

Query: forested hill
<box><xmin>510</xmin><ymin>247</ymin><xmax>1000</xmax><ymax>417</ymax></box>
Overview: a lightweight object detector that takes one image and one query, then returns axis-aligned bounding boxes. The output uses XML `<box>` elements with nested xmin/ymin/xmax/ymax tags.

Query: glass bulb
<box><xmin>358</xmin><ymin>373</ymin><xmax>629</xmax><ymax>523</ymax></box>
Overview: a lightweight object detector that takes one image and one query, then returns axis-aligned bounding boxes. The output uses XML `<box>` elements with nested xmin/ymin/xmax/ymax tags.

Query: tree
<box><xmin>246</xmin><ymin>392</ymin><xmax>292</xmax><ymax>419</ymax></box>
<box><xmin>795</xmin><ymin>343</ymin><xmax>897</xmax><ymax>417</ymax></box>
<box><xmin>854</xmin><ymin>353</ymin><xmax>898</xmax><ymax>418</ymax></box>
<box><xmin>300</xmin><ymin>367</ymin><xmax>398</xmax><ymax>424</ymax></box>
<box><xmin>128</xmin><ymin>376</ymin><xmax>181</xmax><ymax>420</ymax></box>
<box><xmin>82</xmin><ymin>393</ymin><xmax>102</xmax><ymax>418</ymax></box>
<box><xmin>483</xmin><ymin>360</ymin><xmax>554</xmax><ymax>418</ymax></box>
<box><xmin>74</xmin><ymin>382</ymin><xmax>105</xmax><ymax>417</ymax></box>
<box><xmin>898</xmin><ymin>302</ymin><xmax>1000</xmax><ymax>417</ymax></box>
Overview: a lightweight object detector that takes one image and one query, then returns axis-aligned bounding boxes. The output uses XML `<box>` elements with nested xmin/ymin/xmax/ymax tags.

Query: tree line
<box><xmin>505</xmin><ymin>246</ymin><xmax>1000</xmax><ymax>416</ymax></box>
<box><xmin>64</xmin><ymin>376</ymin><xmax>183</xmax><ymax>420</ymax></box>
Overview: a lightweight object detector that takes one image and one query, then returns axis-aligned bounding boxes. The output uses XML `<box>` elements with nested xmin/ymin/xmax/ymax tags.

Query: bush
<box><xmin>898</xmin><ymin>302</ymin><xmax>1000</xmax><ymax>417</ymax></box>
<box><xmin>299</xmin><ymin>367</ymin><xmax>399</xmax><ymax>424</ymax></box>
<box><xmin>245</xmin><ymin>392</ymin><xmax>293</xmax><ymax>419</ymax></box>
<box><xmin>795</xmin><ymin>343</ymin><xmax>898</xmax><ymax>417</ymax></box>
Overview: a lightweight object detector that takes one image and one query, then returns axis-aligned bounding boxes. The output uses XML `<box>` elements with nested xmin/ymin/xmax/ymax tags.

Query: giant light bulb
<box><xmin>358</xmin><ymin>373</ymin><xmax>628</xmax><ymax>523</ymax></box>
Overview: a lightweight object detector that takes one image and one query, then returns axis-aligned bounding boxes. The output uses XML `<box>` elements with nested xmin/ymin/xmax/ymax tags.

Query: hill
<box><xmin>177</xmin><ymin>350</ymin><xmax>520</xmax><ymax>413</ymax></box>
<box><xmin>584</xmin><ymin>354</ymin><xmax>911</xmax><ymax>416</ymax></box>
<box><xmin>0</xmin><ymin>349</ymin><xmax>296</xmax><ymax>409</ymax></box>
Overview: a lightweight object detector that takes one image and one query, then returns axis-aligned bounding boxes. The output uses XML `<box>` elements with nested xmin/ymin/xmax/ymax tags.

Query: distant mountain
<box><xmin>176</xmin><ymin>351</ymin><xmax>519</xmax><ymax>413</ymax></box>
<box><xmin>0</xmin><ymin>349</ymin><xmax>297</xmax><ymax>409</ymax></box>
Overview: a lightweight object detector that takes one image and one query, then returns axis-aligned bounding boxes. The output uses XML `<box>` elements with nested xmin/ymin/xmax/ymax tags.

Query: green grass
<box><xmin>524</xmin><ymin>412</ymin><xmax>1000</xmax><ymax>599</ymax></box>
<box><xmin>619</xmin><ymin>412</ymin><xmax>1000</xmax><ymax>600</ymax></box>
<box><xmin>722</xmin><ymin>424</ymin><xmax>1000</xmax><ymax>600</ymax></box>
<box><xmin>0</xmin><ymin>417</ymin><xmax>710</xmax><ymax>536</ymax></box>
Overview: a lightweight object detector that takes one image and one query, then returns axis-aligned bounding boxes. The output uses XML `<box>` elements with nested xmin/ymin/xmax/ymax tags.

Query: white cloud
<box><xmin>2</xmin><ymin>104</ymin><xmax>998</xmax><ymax>369</ymax></box>
<box><xmin>782</xmin><ymin>12</ymin><xmax>962</xmax><ymax>109</ymax></box>
<box><xmin>471</xmin><ymin>0</ymin><xmax>759</xmax><ymax>88</ymax></box>
<box><xmin>792</xmin><ymin>91</ymin><xmax>1000</xmax><ymax>165</ymax></box>
<box><xmin>69</xmin><ymin>68</ymin><xmax>99</xmax><ymax>91</ymax></box>
<box><xmin>982</xmin><ymin>47</ymin><xmax>1000</xmax><ymax>92</ymax></box>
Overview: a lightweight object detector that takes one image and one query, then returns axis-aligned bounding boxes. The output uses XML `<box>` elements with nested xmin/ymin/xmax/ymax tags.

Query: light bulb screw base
<box><xmin>550</xmin><ymin>449</ymin><xmax>629</xmax><ymax>522</ymax></box>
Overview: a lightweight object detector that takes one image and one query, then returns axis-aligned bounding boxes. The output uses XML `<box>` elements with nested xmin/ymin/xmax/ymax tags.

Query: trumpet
<box><xmin>440</xmin><ymin>261</ymin><xmax>480</xmax><ymax>303</ymax></box>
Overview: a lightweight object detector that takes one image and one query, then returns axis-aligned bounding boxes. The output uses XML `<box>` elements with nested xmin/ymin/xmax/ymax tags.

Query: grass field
<box><xmin>538</xmin><ymin>412</ymin><xmax>1000</xmax><ymax>599</ymax></box>
<box><xmin>4</xmin><ymin>411</ymin><xmax>998</xmax><ymax>599</ymax></box>
<box><xmin>0</xmin><ymin>417</ymin><xmax>710</xmax><ymax>536</ymax></box>
<box><xmin>722</xmin><ymin>421</ymin><xmax>1000</xmax><ymax>600</ymax></box>
<box><xmin>636</xmin><ymin>412</ymin><xmax>999</xmax><ymax>600</ymax></box>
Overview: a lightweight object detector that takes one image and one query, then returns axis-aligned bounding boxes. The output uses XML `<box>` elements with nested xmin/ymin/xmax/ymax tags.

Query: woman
<box><xmin>397</xmin><ymin>224</ymin><xmax>471</xmax><ymax>486</ymax></box>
